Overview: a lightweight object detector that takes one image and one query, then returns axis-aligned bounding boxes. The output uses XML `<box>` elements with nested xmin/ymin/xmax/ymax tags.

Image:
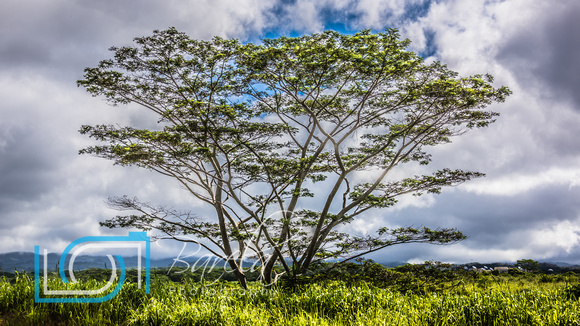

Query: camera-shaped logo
<box><xmin>34</xmin><ymin>232</ymin><xmax>150</xmax><ymax>303</ymax></box>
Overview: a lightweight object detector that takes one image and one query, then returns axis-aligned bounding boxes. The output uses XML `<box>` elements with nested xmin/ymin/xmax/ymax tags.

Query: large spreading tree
<box><xmin>78</xmin><ymin>28</ymin><xmax>510</xmax><ymax>289</ymax></box>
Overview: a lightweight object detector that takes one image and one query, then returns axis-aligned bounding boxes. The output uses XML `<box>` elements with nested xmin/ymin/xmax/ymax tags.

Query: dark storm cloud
<box><xmin>363</xmin><ymin>182</ymin><xmax>580</xmax><ymax>264</ymax></box>
<box><xmin>0</xmin><ymin>0</ymin><xmax>116</xmax><ymax>74</ymax></box>
<box><xmin>0</xmin><ymin>128</ymin><xmax>58</xmax><ymax>201</ymax></box>
<box><xmin>381</xmin><ymin>183</ymin><xmax>580</xmax><ymax>259</ymax></box>
<box><xmin>0</xmin><ymin>0</ymin><xmax>275</xmax><ymax>80</ymax></box>
<box><xmin>498</xmin><ymin>1</ymin><xmax>580</xmax><ymax>111</ymax></box>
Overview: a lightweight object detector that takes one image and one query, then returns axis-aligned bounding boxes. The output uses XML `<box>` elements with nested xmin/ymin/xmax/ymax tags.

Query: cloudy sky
<box><xmin>1</xmin><ymin>0</ymin><xmax>580</xmax><ymax>265</ymax></box>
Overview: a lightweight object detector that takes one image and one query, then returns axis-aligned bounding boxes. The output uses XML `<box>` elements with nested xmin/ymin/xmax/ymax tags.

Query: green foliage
<box><xmin>78</xmin><ymin>27</ymin><xmax>511</xmax><ymax>286</ymax></box>
<box><xmin>509</xmin><ymin>267</ymin><xmax>525</xmax><ymax>276</ymax></box>
<box><xmin>2</xmin><ymin>271</ymin><xmax>580</xmax><ymax>325</ymax></box>
<box><xmin>517</xmin><ymin>259</ymin><xmax>541</xmax><ymax>272</ymax></box>
<box><xmin>291</xmin><ymin>260</ymin><xmax>463</xmax><ymax>295</ymax></box>
<box><xmin>565</xmin><ymin>283</ymin><xmax>580</xmax><ymax>300</ymax></box>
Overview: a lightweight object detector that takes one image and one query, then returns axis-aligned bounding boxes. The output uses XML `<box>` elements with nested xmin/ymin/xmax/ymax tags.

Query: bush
<box><xmin>508</xmin><ymin>268</ymin><xmax>525</xmax><ymax>276</ymax></box>
<box><xmin>301</xmin><ymin>260</ymin><xmax>462</xmax><ymax>294</ymax></box>
<box><xmin>565</xmin><ymin>283</ymin><xmax>580</xmax><ymax>300</ymax></box>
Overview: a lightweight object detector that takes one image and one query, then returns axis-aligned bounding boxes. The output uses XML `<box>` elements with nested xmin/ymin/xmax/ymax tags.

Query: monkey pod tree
<box><xmin>78</xmin><ymin>28</ymin><xmax>510</xmax><ymax>289</ymax></box>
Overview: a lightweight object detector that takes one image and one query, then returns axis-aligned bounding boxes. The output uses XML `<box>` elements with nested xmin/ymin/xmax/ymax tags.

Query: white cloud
<box><xmin>353</xmin><ymin>0</ymin><xmax>409</xmax><ymax>28</ymax></box>
<box><xmin>463</xmin><ymin>166</ymin><xmax>580</xmax><ymax>196</ymax></box>
<box><xmin>280</xmin><ymin>0</ymin><xmax>326</xmax><ymax>33</ymax></box>
<box><xmin>529</xmin><ymin>220</ymin><xmax>580</xmax><ymax>255</ymax></box>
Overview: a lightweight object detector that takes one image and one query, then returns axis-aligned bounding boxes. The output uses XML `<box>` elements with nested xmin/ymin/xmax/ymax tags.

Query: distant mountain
<box><xmin>371</xmin><ymin>260</ymin><xmax>407</xmax><ymax>268</ymax></box>
<box><xmin>0</xmin><ymin>252</ymin><xmax>39</xmax><ymax>272</ymax></box>
<box><xmin>545</xmin><ymin>261</ymin><xmax>577</xmax><ymax>267</ymax></box>
<box><xmin>2</xmin><ymin>251</ymin><xmax>579</xmax><ymax>272</ymax></box>
<box><xmin>0</xmin><ymin>252</ymin><xmax>236</xmax><ymax>272</ymax></box>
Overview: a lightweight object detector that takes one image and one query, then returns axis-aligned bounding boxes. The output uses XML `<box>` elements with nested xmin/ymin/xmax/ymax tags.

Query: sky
<box><xmin>1</xmin><ymin>0</ymin><xmax>580</xmax><ymax>265</ymax></box>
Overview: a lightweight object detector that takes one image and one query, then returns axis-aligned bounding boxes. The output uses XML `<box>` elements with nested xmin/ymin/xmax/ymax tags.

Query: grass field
<box><xmin>1</xmin><ymin>269</ymin><xmax>580</xmax><ymax>325</ymax></box>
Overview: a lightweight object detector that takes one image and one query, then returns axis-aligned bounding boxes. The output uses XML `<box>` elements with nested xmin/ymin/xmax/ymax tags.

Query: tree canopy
<box><xmin>78</xmin><ymin>27</ymin><xmax>511</xmax><ymax>288</ymax></box>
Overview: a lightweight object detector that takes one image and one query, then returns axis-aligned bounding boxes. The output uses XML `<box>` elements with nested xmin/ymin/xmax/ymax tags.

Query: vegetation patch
<box><xmin>2</xmin><ymin>267</ymin><xmax>580</xmax><ymax>325</ymax></box>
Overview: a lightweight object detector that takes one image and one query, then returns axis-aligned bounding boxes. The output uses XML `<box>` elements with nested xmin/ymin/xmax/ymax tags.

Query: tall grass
<box><xmin>1</xmin><ymin>272</ymin><xmax>579</xmax><ymax>325</ymax></box>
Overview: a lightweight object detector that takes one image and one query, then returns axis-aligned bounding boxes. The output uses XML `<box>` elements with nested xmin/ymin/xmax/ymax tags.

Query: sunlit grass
<box><xmin>1</xmin><ymin>271</ymin><xmax>579</xmax><ymax>325</ymax></box>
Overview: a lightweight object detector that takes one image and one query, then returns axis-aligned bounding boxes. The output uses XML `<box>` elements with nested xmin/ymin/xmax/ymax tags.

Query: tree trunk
<box><xmin>261</xmin><ymin>251</ymin><xmax>278</xmax><ymax>284</ymax></box>
<box><xmin>231</xmin><ymin>265</ymin><xmax>248</xmax><ymax>289</ymax></box>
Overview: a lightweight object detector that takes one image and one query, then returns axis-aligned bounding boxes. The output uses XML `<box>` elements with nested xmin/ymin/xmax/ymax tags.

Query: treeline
<box><xmin>4</xmin><ymin>259</ymin><xmax>579</xmax><ymax>294</ymax></box>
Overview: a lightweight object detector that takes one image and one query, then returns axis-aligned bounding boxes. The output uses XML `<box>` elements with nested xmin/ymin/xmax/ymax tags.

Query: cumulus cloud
<box><xmin>1</xmin><ymin>0</ymin><xmax>580</xmax><ymax>265</ymax></box>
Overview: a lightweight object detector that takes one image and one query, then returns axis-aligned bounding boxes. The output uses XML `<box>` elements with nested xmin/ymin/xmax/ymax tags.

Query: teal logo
<box><xmin>34</xmin><ymin>232</ymin><xmax>150</xmax><ymax>303</ymax></box>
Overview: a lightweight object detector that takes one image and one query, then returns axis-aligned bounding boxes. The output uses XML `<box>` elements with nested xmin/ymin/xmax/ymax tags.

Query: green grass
<box><xmin>1</xmin><ymin>271</ymin><xmax>580</xmax><ymax>325</ymax></box>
